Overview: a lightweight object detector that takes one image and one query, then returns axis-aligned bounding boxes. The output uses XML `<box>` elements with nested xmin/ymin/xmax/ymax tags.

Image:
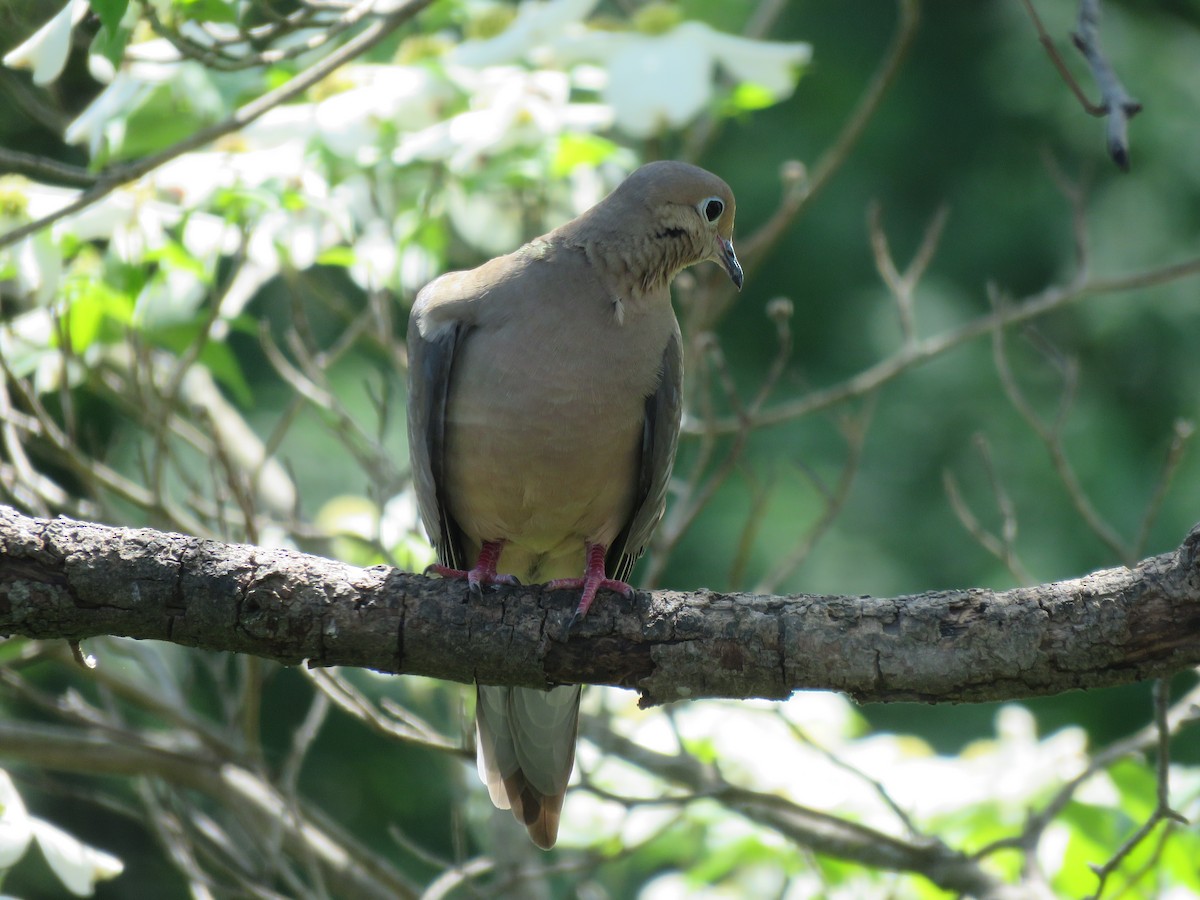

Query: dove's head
<box><xmin>572</xmin><ymin>160</ymin><xmax>742</xmax><ymax>295</ymax></box>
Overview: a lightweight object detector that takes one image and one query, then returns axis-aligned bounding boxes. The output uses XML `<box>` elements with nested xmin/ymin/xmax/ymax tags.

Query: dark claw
<box><xmin>561</xmin><ymin>608</ymin><xmax>583</xmax><ymax>642</ymax></box>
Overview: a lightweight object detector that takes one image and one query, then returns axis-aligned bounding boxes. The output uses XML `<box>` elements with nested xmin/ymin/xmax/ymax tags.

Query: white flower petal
<box><xmin>446</xmin><ymin>183</ymin><xmax>523</xmax><ymax>256</ymax></box>
<box><xmin>64</xmin><ymin>76</ymin><xmax>145</xmax><ymax>157</ymax></box>
<box><xmin>349</xmin><ymin>218</ymin><xmax>398</xmax><ymax>292</ymax></box>
<box><xmin>0</xmin><ymin>771</ymin><xmax>32</xmax><ymax>869</ymax></box>
<box><xmin>31</xmin><ymin>818</ymin><xmax>123</xmax><ymax>897</ymax></box>
<box><xmin>604</xmin><ymin>33</ymin><xmax>712</xmax><ymax>137</ymax></box>
<box><xmin>692</xmin><ymin>22</ymin><xmax>812</xmax><ymax>98</ymax></box>
<box><xmin>3</xmin><ymin>0</ymin><xmax>89</xmax><ymax>87</ymax></box>
<box><xmin>451</xmin><ymin>0</ymin><xmax>599</xmax><ymax>68</ymax></box>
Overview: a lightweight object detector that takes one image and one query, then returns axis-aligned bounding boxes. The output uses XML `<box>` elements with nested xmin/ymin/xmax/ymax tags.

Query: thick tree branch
<box><xmin>1</xmin><ymin>505</ymin><xmax>1198</xmax><ymax>708</ymax></box>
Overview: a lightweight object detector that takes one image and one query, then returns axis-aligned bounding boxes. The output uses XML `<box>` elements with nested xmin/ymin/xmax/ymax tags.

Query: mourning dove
<box><xmin>406</xmin><ymin>160</ymin><xmax>742</xmax><ymax>849</ymax></box>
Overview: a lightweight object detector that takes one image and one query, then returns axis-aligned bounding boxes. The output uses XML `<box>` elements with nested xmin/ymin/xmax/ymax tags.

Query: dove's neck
<box><xmin>551</xmin><ymin>204</ymin><xmax>697</xmax><ymax>302</ymax></box>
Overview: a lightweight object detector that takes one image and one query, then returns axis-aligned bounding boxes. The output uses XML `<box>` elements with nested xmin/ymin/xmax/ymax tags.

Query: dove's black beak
<box><xmin>717</xmin><ymin>237</ymin><xmax>743</xmax><ymax>290</ymax></box>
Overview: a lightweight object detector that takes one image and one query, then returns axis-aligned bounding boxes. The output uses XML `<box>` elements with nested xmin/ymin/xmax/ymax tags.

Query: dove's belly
<box><xmin>442</xmin><ymin>304</ymin><xmax>672</xmax><ymax>581</ymax></box>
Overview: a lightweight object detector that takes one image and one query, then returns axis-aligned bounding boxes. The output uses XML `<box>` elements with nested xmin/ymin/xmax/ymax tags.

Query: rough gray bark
<box><xmin>1</xmin><ymin>505</ymin><xmax>1198</xmax><ymax>707</ymax></box>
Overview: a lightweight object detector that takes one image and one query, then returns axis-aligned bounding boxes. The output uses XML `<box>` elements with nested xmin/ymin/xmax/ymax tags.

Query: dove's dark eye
<box><xmin>701</xmin><ymin>198</ymin><xmax>724</xmax><ymax>222</ymax></box>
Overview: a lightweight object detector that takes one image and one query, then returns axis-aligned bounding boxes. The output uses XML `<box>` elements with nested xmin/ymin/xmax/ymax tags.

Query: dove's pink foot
<box><xmin>427</xmin><ymin>540</ymin><xmax>520</xmax><ymax>595</ymax></box>
<box><xmin>546</xmin><ymin>542</ymin><xmax>634</xmax><ymax>629</ymax></box>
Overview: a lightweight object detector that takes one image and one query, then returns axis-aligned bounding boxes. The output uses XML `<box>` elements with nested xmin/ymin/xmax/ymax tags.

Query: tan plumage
<box><xmin>406</xmin><ymin>160</ymin><xmax>741</xmax><ymax>848</ymax></box>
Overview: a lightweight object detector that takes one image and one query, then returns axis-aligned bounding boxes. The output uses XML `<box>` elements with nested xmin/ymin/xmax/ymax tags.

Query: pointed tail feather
<box><xmin>475</xmin><ymin>684</ymin><xmax>581</xmax><ymax>849</ymax></box>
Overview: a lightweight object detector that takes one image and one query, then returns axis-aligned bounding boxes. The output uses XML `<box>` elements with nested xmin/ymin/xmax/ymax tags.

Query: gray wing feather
<box><xmin>406</xmin><ymin>313</ymin><xmax>468</xmax><ymax>570</ymax></box>
<box><xmin>607</xmin><ymin>325</ymin><xmax>684</xmax><ymax>582</ymax></box>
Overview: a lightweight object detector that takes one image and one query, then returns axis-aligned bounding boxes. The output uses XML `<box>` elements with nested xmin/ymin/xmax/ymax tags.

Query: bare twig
<box><xmin>738</xmin><ymin>0</ymin><xmax>921</xmax><ymax>274</ymax></box>
<box><xmin>303</xmin><ymin>669</ymin><xmax>463</xmax><ymax>754</ymax></box>
<box><xmin>0</xmin><ymin>148</ymin><xmax>95</xmax><ymax>187</ymax></box>
<box><xmin>689</xmin><ymin>252</ymin><xmax>1200</xmax><ymax>436</ymax></box>
<box><xmin>0</xmin><ymin>719</ymin><xmax>418</xmax><ymax>899</ymax></box>
<box><xmin>1072</xmin><ymin>0</ymin><xmax>1142</xmax><ymax>171</ymax></box>
<box><xmin>975</xmin><ymin>679</ymin><xmax>1200</xmax><ymax>869</ymax></box>
<box><xmin>586</xmin><ymin>725</ymin><xmax>1014</xmax><ymax>899</ymax></box>
<box><xmin>1018</xmin><ymin>0</ymin><xmax>1142</xmax><ymax>170</ymax></box>
<box><xmin>944</xmin><ymin>434</ymin><xmax>1034</xmax><ymax>585</ymax></box>
<box><xmin>991</xmin><ymin>314</ymin><xmax>1130</xmax><ymax>562</ymax></box>
<box><xmin>0</xmin><ymin>0</ymin><xmax>437</xmax><ymax>252</ymax></box>
<box><xmin>782</xmin><ymin>715</ymin><xmax>923</xmax><ymax>838</ymax></box>
<box><xmin>1133</xmin><ymin>419</ymin><xmax>1194</xmax><ymax>559</ymax></box>
<box><xmin>1084</xmin><ymin>680</ymin><xmax>1188</xmax><ymax>899</ymax></box>
<box><xmin>868</xmin><ymin>202</ymin><xmax>949</xmax><ymax>346</ymax></box>
<box><xmin>755</xmin><ymin>397</ymin><xmax>874</xmax><ymax>594</ymax></box>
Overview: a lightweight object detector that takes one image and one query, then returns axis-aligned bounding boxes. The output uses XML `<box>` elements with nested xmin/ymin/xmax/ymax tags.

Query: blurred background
<box><xmin>1</xmin><ymin>0</ymin><xmax>1198</xmax><ymax>896</ymax></box>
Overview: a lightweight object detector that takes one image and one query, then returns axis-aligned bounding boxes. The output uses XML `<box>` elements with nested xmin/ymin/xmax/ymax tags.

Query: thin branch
<box><xmin>755</xmin><ymin>397</ymin><xmax>874</xmax><ymax>594</ymax></box>
<box><xmin>991</xmin><ymin>315</ymin><xmax>1130</xmax><ymax>562</ymax></box>
<box><xmin>0</xmin><ymin>147</ymin><xmax>95</xmax><ymax>187</ymax></box>
<box><xmin>1084</xmin><ymin>680</ymin><xmax>1188</xmax><ymax>899</ymax></box>
<box><xmin>586</xmin><ymin>725</ymin><xmax>1014</xmax><ymax>899</ymax></box>
<box><xmin>0</xmin><ymin>0</ymin><xmax>437</xmax><ymax>252</ymax></box>
<box><xmin>302</xmin><ymin>669</ymin><xmax>462</xmax><ymax>754</ymax></box>
<box><xmin>1072</xmin><ymin>0</ymin><xmax>1142</xmax><ymax>171</ymax></box>
<box><xmin>0</xmin><ymin>720</ymin><xmax>418</xmax><ymax>899</ymax></box>
<box><xmin>975</xmin><ymin>679</ymin><xmax>1200</xmax><ymax>866</ymax></box>
<box><xmin>868</xmin><ymin>202</ymin><xmax>949</xmax><ymax>346</ymax></box>
<box><xmin>688</xmin><ymin>252</ymin><xmax>1200</xmax><ymax>436</ymax></box>
<box><xmin>141</xmin><ymin>1</ymin><xmax>377</xmax><ymax>72</ymax></box>
<box><xmin>943</xmin><ymin>434</ymin><xmax>1034</xmax><ymax>585</ymax></box>
<box><xmin>1018</xmin><ymin>0</ymin><xmax>1142</xmax><ymax>170</ymax></box>
<box><xmin>738</xmin><ymin>0</ymin><xmax>921</xmax><ymax>273</ymax></box>
<box><xmin>1134</xmin><ymin>419</ymin><xmax>1194</xmax><ymax>559</ymax></box>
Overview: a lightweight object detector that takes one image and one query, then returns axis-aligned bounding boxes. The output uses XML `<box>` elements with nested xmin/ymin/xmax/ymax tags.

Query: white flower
<box><xmin>601</xmin><ymin>27</ymin><xmax>712</xmax><ymax>136</ymax></box>
<box><xmin>700</xmin><ymin>26</ymin><xmax>814</xmax><ymax>98</ymax></box>
<box><xmin>565</xmin><ymin>22</ymin><xmax>812</xmax><ymax>137</ymax></box>
<box><xmin>65</xmin><ymin>38</ymin><xmax>185</xmax><ymax>158</ymax></box>
<box><xmin>0</xmin><ymin>770</ymin><xmax>123</xmax><ymax>896</ymax></box>
<box><xmin>398</xmin><ymin>240</ymin><xmax>440</xmax><ymax>296</ymax></box>
<box><xmin>349</xmin><ymin>218</ymin><xmax>399</xmax><ymax>292</ymax></box>
<box><xmin>395</xmin><ymin>67</ymin><xmax>608</xmax><ymax>172</ymax></box>
<box><xmin>2</xmin><ymin>0</ymin><xmax>89</xmax><ymax>86</ymax></box>
<box><xmin>445</xmin><ymin>180</ymin><xmax>523</xmax><ymax>256</ymax></box>
<box><xmin>150</xmin><ymin>140</ymin><xmax>312</xmax><ymax>208</ymax></box>
<box><xmin>29</xmin><ymin>820</ymin><xmax>124</xmax><ymax>897</ymax></box>
<box><xmin>0</xmin><ymin>769</ymin><xmax>33</xmax><ymax>867</ymax></box>
<box><xmin>448</xmin><ymin>2</ymin><xmax>811</xmax><ymax>138</ymax></box>
<box><xmin>314</xmin><ymin>65</ymin><xmax>452</xmax><ymax>163</ymax></box>
<box><xmin>451</xmin><ymin>0</ymin><xmax>600</xmax><ymax>68</ymax></box>
<box><xmin>9</xmin><ymin>230</ymin><xmax>63</xmax><ymax>306</ymax></box>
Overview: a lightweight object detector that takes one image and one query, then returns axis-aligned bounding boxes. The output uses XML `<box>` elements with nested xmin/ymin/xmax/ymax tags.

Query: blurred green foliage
<box><xmin>1</xmin><ymin>0</ymin><xmax>1198</xmax><ymax>897</ymax></box>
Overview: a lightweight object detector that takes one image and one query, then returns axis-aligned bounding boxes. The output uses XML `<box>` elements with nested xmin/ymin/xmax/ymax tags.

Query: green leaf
<box><xmin>551</xmin><ymin>133</ymin><xmax>621</xmax><ymax>177</ymax></box>
<box><xmin>144</xmin><ymin>239</ymin><xmax>210</xmax><ymax>282</ymax></box>
<box><xmin>0</xmin><ymin>639</ymin><xmax>31</xmax><ymax>666</ymax></box>
<box><xmin>317</xmin><ymin>246</ymin><xmax>357</xmax><ymax>268</ymax></box>
<box><xmin>105</xmin><ymin>66</ymin><xmax>224</xmax><ymax>162</ymax></box>
<box><xmin>1161</xmin><ymin>825</ymin><xmax>1200</xmax><ymax>891</ymax></box>
<box><xmin>90</xmin><ymin>0</ymin><xmax>129</xmax><ymax>34</ymax></box>
<box><xmin>90</xmin><ymin>23</ymin><xmax>132</xmax><ymax>69</ymax></box>
<box><xmin>174</xmin><ymin>0</ymin><xmax>238</xmax><ymax>25</ymax></box>
<box><xmin>198</xmin><ymin>341</ymin><xmax>253</xmax><ymax>406</ymax></box>
<box><xmin>724</xmin><ymin>82</ymin><xmax>777</xmax><ymax>114</ymax></box>
<box><xmin>60</xmin><ymin>275</ymin><xmax>134</xmax><ymax>353</ymax></box>
<box><xmin>1108</xmin><ymin>757</ymin><xmax>1157</xmax><ymax>821</ymax></box>
<box><xmin>148</xmin><ymin>322</ymin><xmax>253</xmax><ymax>406</ymax></box>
